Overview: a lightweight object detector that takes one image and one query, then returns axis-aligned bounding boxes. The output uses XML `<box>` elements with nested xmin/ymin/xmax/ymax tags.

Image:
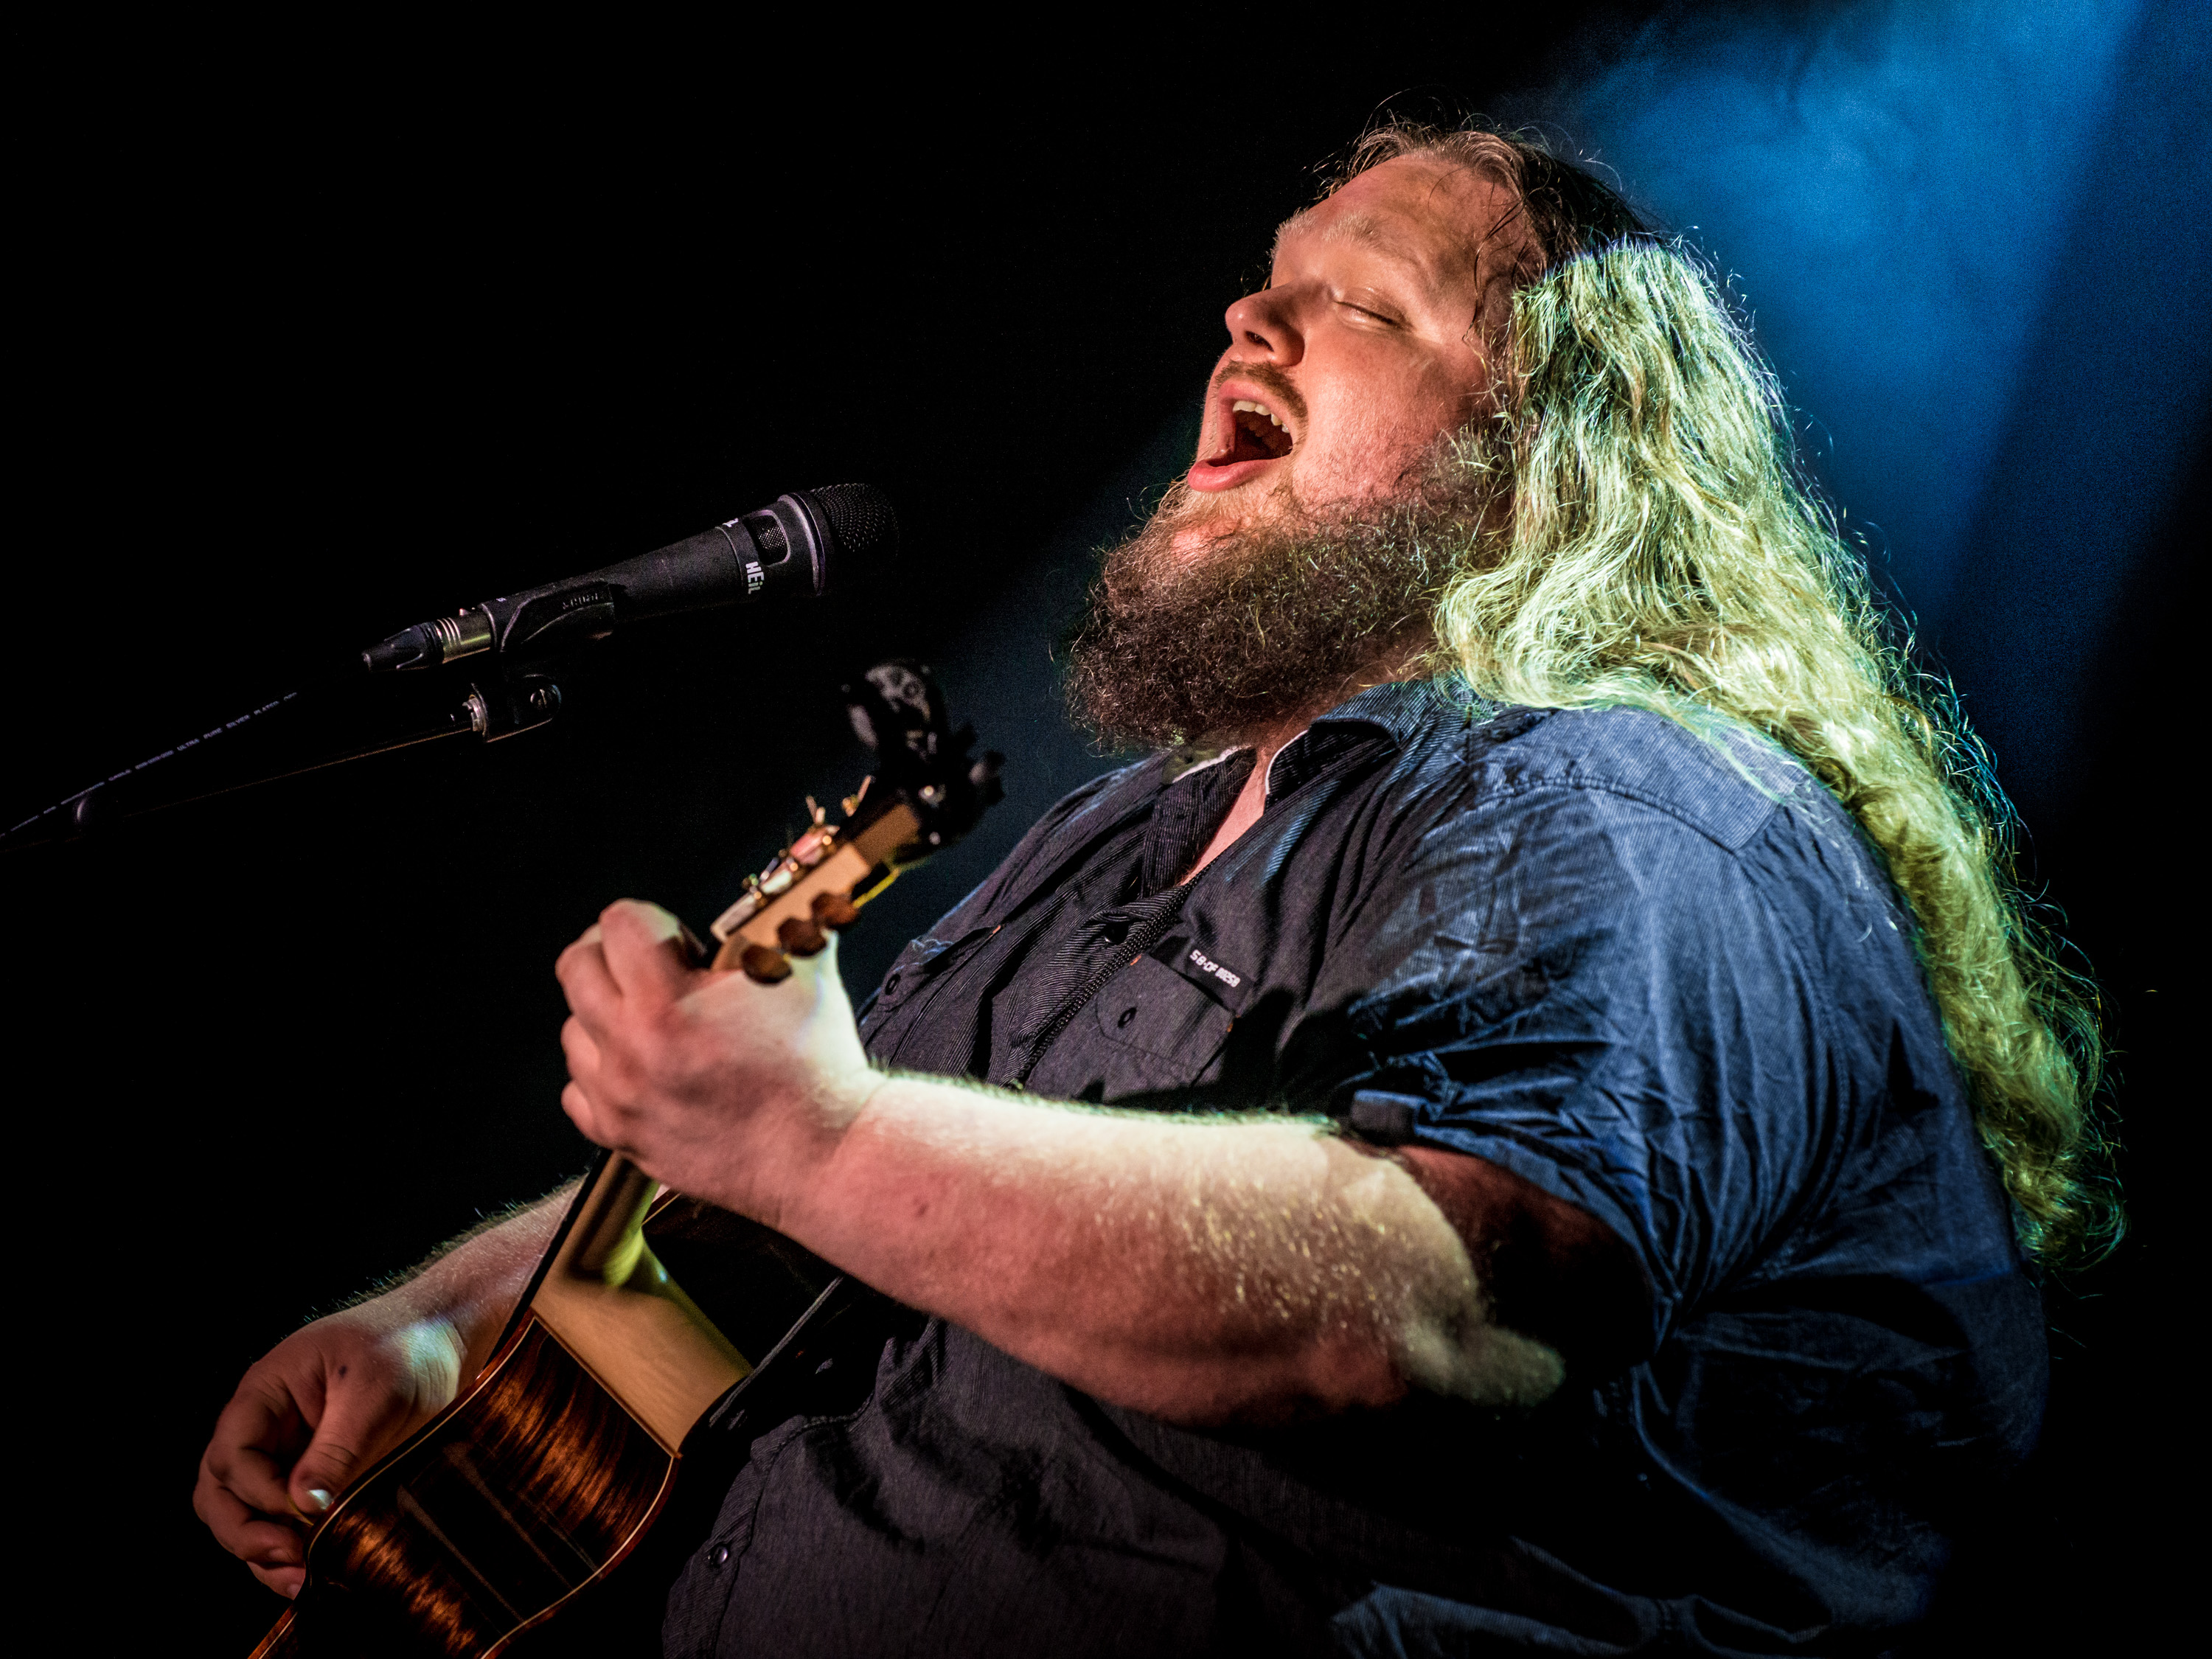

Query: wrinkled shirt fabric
<box><xmin>663</xmin><ymin>679</ymin><xmax>2044</xmax><ymax>1657</ymax></box>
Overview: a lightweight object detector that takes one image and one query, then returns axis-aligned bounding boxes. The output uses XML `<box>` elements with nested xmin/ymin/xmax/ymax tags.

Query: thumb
<box><xmin>286</xmin><ymin>1366</ymin><xmax>421</xmax><ymax>1516</ymax></box>
<box><xmin>598</xmin><ymin>899</ymin><xmax>703</xmax><ymax>1002</ymax></box>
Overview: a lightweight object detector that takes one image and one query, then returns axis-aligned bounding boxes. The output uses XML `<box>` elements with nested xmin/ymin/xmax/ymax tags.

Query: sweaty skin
<box><xmin>194</xmin><ymin>156</ymin><xmax>1644</xmax><ymax>1599</ymax></box>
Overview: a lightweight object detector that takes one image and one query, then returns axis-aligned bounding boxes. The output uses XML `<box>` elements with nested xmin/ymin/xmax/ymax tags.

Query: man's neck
<box><xmin>1180</xmin><ymin>639</ymin><xmax>1432</xmax><ymax>884</ymax></box>
<box><xmin>1177</xmin><ymin>749</ymin><xmax>1273</xmax><ymax>888</ymax></box>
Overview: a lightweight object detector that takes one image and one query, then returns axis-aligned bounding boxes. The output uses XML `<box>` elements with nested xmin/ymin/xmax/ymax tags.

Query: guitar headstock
<box><xmin>707</xmin><ymin>661</ymin><xmax>1002</xmax><ymax>980</ymax></box>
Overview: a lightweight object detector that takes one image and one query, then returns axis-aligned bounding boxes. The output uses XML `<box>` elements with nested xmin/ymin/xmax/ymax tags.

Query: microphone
<box><xmin>361</xmin><ymin>484</ymin><xmax>899</xmax><ymax>673</ymax></box>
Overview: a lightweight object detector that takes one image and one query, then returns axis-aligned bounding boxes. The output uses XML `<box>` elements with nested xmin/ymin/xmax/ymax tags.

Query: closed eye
<box><xmin>1338</xmin><ymin>299</ymin><xmax>1401</xmax><ymax>326</ymax></box>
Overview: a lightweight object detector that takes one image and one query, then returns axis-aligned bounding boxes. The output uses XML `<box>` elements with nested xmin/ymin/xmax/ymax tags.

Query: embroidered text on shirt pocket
<box><xmin>1146</xmin><ymin>933</ymin><xmax>1254</xmax><ymax>1013</ymax></box>
<box><xmin>1088</xmin><ymin>953</ymin><xmax>1235</xmax><ymax>1062</ymax></box>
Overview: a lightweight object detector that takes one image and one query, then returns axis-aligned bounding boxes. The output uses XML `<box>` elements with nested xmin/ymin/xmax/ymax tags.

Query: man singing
<box><xmin>196</xmin><ymin>125</ymin><xmax>2109</xmax><ymax>1655</ymax></box>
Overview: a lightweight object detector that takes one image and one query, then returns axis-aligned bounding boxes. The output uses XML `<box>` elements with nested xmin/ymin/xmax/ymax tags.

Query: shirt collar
<box><xmin>1145</xmin><ymin>745</ymin><xmax>1258</xmax><ymax>892</ymax></box>
<box><xmin>1265</xmin><ymin>676</ymin><xmax>1489</xmax><ymax>804</ymax></box>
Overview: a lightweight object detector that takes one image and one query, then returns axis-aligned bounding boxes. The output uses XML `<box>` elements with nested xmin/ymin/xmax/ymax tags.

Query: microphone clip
<box><xmin>362</xmin><ymin>577</ymin><xmax>618</xmax><ymax>675</ymax></box>
<box><xmin>491</xmin><ymin>580</ymin><xmax>619</xmax><ymax>667</ymax></box>
<box><xmin>466</xmin><ymin>674</ymin><xmax>563</xmax><ymax>742</ymax></box>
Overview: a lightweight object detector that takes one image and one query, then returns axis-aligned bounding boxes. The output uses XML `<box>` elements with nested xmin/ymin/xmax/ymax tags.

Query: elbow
<box><xmin>1396</xmin><ymin>1311</ymin><xmax>1566</xmax><ymax>1408</ymax></box>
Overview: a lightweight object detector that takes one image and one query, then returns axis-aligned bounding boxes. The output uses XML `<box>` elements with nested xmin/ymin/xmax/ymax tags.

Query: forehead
<box><xmin>1273</xmin><ymin>157</ymin><xmax>1526</xmax><ymax>291</ymax></box>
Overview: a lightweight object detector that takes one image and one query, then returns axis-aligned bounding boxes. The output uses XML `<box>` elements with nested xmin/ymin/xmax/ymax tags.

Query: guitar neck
<box><xmin>708</xmin><ymin>798</ymin><xmax>923</xmax><ymax>970</ymax></box>
<box><xmin>488</xmin><ymin>794</ymin><xmax>928</xmax><ymax>1425</ymax></box>
<box><xmin>568</xmin><ymin>1154</ymin><xmax>661</xmax><ymax>1280</ymax></box>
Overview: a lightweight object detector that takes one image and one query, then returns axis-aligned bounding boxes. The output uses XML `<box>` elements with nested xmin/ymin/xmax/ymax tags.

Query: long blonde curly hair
<box><xmin>1339</xmin><ymin>123</ymin><xmax>2119</xmax><ymax>1263</ymax></box>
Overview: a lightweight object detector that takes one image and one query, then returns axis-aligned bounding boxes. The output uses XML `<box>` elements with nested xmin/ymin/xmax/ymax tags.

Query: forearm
<box><xmin>556</xmin><ymin>905</ymin><xmax>1590</xmax><ymax>1425</ymax></box>
<box><xmin>774</xmin><ymin>1075</ymin><xmax>1559</xmax><ymax>1423</ymax></box>
<box><xmin>364</xmin><ymin>1183</ymin><xmax>574</xmax><ymax>1378</ymax></box>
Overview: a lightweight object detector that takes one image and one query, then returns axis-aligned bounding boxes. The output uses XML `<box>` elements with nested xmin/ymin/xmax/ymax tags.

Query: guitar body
<box><xmin>248</xmin><ymin>1316</ymin><xmax>678</xmax><ymax>1657</ymax></box>
<box><xmin>252</xmin><ymin>1187</ymin><xmax>873</xmax><ymax>1657</ymax></box>
<box><xmin>248</xmin><ymin>664</ymin><xmax>998</xmax><ymax>1655</ymax></box>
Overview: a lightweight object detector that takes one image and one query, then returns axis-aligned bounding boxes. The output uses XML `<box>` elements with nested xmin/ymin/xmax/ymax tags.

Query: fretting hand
<box><xmin>555</xmin><ymin>899</ymin><xmax>879</xmax><ymax>1229</ymax></box>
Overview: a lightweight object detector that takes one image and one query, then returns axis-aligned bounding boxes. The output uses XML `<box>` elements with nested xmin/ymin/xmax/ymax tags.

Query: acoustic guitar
<box><xmin>249</xmin><ymin>662</ymin><xmax>1001</xmax><ymax>1656</ymax></box>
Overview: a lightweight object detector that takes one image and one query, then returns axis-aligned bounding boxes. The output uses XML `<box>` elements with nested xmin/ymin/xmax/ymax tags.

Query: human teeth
<box><xmin>1227</xmin><ymin>396</ymin><xmax>1293</xmax><ymax>450</ymax></box>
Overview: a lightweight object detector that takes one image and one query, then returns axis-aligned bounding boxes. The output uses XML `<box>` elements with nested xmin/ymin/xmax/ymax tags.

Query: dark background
<box><xmin>10</xmin><ymin>4</ymin><xmax>2200</xmax><ymax>1652</ymax></box>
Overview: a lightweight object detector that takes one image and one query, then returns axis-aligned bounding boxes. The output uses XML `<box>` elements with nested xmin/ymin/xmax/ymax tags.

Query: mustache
<box><xmin>1209</xmin><ymin>358</ymin><xmax>1308</xmax><ymax>426</ymax></box>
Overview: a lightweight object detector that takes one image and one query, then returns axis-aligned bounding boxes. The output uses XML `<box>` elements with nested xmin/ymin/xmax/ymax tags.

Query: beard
<box><xmin>1064</xmin><ymin>440</ymin><xmax>1500</xmax><ymax>749</ymax></box>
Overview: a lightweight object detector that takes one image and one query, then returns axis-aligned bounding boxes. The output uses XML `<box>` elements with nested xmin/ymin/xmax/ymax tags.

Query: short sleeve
<box><xmin>1301</xmin><ymin>779</ymin><xmax>1834</xmax><ymax>1344</ymax></box>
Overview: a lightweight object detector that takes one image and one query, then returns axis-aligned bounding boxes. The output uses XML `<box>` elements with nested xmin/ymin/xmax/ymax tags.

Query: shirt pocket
<box><xmin>1063</xmin><ymin>953</ymin><xmax>1235</xmax><ymax>1096</ymax></box>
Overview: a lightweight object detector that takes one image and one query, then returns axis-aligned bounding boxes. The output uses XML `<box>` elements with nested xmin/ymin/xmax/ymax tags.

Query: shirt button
<box><xmin>711</xmin><ymin>1544</ymin><xmax>731</xmax><ymax>1568</ymax></box>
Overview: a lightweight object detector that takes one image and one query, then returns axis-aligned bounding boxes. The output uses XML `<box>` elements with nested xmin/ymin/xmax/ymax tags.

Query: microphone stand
<box><xmin>5</xmin><ymin>484</ymin><xmax>898</xmax><ymax>852</ymax></box>
<box><xmin>1</xmin><ymin>651</ymin><xmax>574</xmax><ymax>852</ymax></box>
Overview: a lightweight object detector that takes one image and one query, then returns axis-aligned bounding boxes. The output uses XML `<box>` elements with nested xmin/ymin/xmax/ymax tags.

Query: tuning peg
<box><xmin>777</xmin><ymin>915</ymin><xmax>829</xmax><ymax>956</ymax></box>
<box><xmin>738</xmin><ymin>944</ymin><xmax>792</xmax><ymax>984</ymax></box>
<box><xmin>841</xmin><ymin>776</ymin><xmax>873</xmax><ymax>818</ymax></box>
<box><xmin>811</xmin><ymin>891</ymin><xmax>861</xmax><ymax>930</ymax></box>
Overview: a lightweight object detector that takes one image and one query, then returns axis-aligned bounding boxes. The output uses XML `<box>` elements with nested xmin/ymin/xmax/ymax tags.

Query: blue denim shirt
<box><xmin>664</xmin><ymin>679</ymin><xmax>2044</xmax><ymax>1657</ymax></box>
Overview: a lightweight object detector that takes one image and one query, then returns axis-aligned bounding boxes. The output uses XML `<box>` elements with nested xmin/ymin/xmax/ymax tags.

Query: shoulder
<box><xmin>1363</xmin><ymin>699</ymin><xmax>1919</xmax><ymax>1006</ymax></box>
<box><xmin>1378</xmin><ymin>699</ymin><xmax>1902</xmax><ymax>918</ymax></box>
<box><xmin>1396</xmin><ymin>699</ymin><xmax>1812</xmax><ymax>854</ymax></box>
<box><xmin>1029</xmin><ymin>752</ymin><xmax>1163</xmax><ymax>839</ymax></box>
<box><xmin>954</xmin><ymin>753</ymin><xmax>1161</xmax><ymax>917</ymax></box>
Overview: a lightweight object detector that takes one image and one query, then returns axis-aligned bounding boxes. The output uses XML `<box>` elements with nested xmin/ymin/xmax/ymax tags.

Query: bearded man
<box><xmin>196</xmin><ymin>128</ymin><xmax>2107</xmax><ymax>1657</ymax></box>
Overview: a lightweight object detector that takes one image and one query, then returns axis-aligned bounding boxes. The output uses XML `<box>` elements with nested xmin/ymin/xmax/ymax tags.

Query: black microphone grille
<box><xmin>799</xmin><ymin>483</ymin><xmax>900</xmax><ymax>570</ymax></box>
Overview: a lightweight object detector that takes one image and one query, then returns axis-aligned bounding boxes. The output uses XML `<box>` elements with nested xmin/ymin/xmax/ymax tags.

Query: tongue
<box><xmin>1228</xmin><ymin>412</ymin><xmax>1283</xmax><ymax>462</ymax></box>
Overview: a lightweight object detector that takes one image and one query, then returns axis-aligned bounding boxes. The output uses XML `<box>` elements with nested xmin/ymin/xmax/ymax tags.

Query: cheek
<box><xmin>1297</xmin><ymin>393</ymin><xmax>1450</xmax><ymax>498</ymax></box>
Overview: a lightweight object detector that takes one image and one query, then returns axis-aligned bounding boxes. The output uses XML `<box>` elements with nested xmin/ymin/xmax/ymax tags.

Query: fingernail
<box><xmin>305</xmin><ymin>1488</ymin><xmax>333</xmax><ymax>1512</ymax></box>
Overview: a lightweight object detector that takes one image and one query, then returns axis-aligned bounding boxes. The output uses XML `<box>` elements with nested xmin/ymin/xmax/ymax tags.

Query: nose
<box><xmin>1222</xmin><ymin>288</ymin><xmax>1304</xmax><ymax>366</ymax></box>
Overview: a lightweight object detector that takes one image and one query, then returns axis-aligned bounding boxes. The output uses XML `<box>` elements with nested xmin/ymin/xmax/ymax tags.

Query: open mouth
<box><xmin>1220</xmin><ymin>397</ymin><xmax>1294</xmax><ymax>463</ymax></box>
